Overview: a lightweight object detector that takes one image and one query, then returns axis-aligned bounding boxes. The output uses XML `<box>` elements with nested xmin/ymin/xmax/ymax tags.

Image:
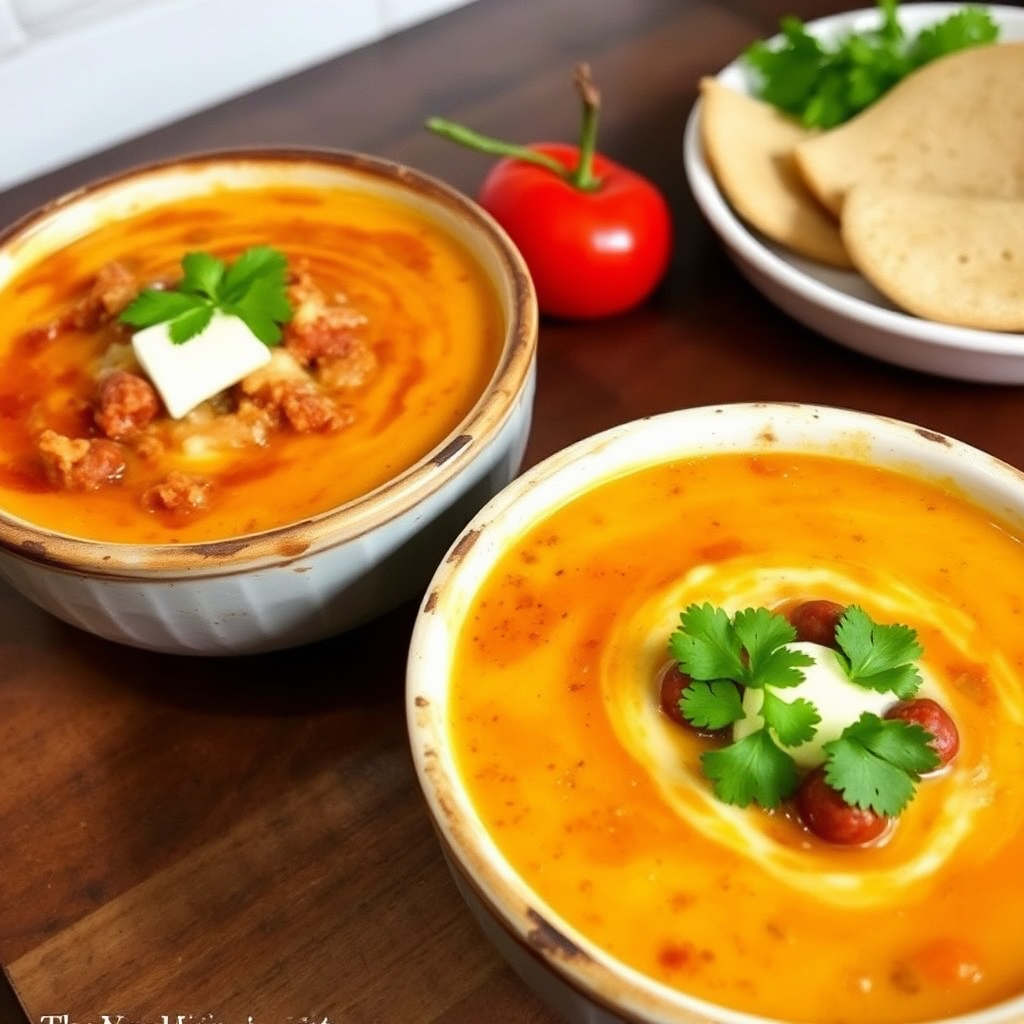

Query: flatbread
<box><xmin>841</xmin><ymin>183</ymin><xmax>1024</xmax><ymax>331</ymax></box>
<box><xmin>795</xmin><ymin>42</ymin><xmax>1024</xmax><ymax>217</ymax></box>
<box><xmin>699</xmin><ymin>77</ymin><xmax>852</xmax><ymax>268</ymax></box>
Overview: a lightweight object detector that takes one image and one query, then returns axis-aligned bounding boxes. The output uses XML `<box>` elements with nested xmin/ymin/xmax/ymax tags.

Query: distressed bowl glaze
<box><xmin>0</xmin><ymin>150</ymin><xmax>537</xmax><ymax>654</ymax></box>
<box><xmin>406</xmin><ymin>402</ymin><xmax>1024</xmax><ymax>1024</ymax></box>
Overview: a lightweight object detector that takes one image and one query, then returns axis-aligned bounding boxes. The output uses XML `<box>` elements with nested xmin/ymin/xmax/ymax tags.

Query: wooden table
<box><xmin>2</xmin><ymin>1</ymin><xmax>1022</xmax><ymax>1021</ymax></box>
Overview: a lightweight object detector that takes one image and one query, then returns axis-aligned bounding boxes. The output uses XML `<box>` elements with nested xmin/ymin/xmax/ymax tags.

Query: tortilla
<box><xmin>699</xmin><ymin>77</ymin><xmax>852</xmax><ymax>268</ymax></box>
<box><xmin>795</xmin><ymin>42</ymin><xmax>1024</xmax><ymax>217</ymax></box>
<box><xmin>841</xmin><ymin>183</ymin><xmax>1024</xmax><ymax>331</ymax></box>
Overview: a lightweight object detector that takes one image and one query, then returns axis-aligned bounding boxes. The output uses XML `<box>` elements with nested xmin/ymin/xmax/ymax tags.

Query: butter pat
<box><xmin>131</xmin><ymin>311</ymin><xmax>272</xmax><ymax>419</ymax></box>
<box><xmin>733</xmin><ymin>641</ymin><xmax>893</xmax><ymax>768</ymax></box>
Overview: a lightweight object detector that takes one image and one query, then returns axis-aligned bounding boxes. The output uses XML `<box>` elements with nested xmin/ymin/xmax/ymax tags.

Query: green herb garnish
<box><xmin>119</xmin><ymin>246</ymin><xmax>293</xmax><ymax>345</ymax></box>
<box><xmin>834</xmin><ymin>604</ymin><xmax>923</xmax><ymax>698</ymax></box>
<box><xmin>744</xmin><ymin>0</ymin><xmax>1000</xmax><ymax>128</ymax></box>
<box><xmin>669</xmin><ymin>603</ymin><xmax>937</xmax><ymax>811</ymax></box>
<box><xmin>823</xmin><ymin>712</ymin><xmax>940</xmax><ymax>815</ymax></box>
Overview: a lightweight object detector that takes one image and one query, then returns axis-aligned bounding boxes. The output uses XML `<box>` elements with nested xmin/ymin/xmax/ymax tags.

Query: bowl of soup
<box><xmin>407</xmin><ymin>402</ymin><xmax>1024</xmax><ymax>1024</ymax></box>
<box><xmin>0</xmin><ymin>148</ymin><xmax>537</xmax><ymax>654</ymax></box>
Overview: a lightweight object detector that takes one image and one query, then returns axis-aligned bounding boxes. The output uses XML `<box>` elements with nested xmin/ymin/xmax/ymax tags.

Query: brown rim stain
<box><xmin>526</xmin><ymin>908</ymin><xmax>588</xmax><ymax>962</ymax></box>
<box><xmin>423</xmin><ymin>589</ymin><xmax>439</xmax><ymax>613</ymax></box>
<box><xmin>915</xmin><ymin>428</ymin><xmax>951</xmax><ymax>446</ymax></box>
<box><xmin>446</xmin><ymin>528</ymin><xmax>481</xmax><ymax>566</ymax></box>
<box><xmin>432</xmin><ymin>434</ymin><xmax>473</xmax><ymax>466</ymax></box>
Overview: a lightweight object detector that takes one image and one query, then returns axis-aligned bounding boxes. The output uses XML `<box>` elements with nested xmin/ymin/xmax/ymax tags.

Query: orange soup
<box><xmin>0</xmin><ymin>184</ymin><xmax>502</xmax><ymax>543</ymax></box>
<box><xmin>449</xmin><ymin>452</ymin><xmax>1024</xmax><ymax>1024</ymax></box>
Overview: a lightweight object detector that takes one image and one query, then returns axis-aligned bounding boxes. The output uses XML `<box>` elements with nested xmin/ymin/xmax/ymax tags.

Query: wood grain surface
<box><xmin>1</xmin><ymin>1</ymin><xmax>1022</xmax><ymax>1022</ymax></box>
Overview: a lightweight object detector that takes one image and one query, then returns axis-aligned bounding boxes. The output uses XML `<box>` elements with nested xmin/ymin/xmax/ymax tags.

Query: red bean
<box><xmin>885</xmin><ymin>698</ymin><xmax>960</xmax><ymax>767</ymax></box>
<box><xmin>659</xmin><ymin>662</ymin><xmax>692</xmax><ymax>727</ymax></box>
<box><xmin>796</xmin><ymin>767</ymin><xmax>890</xmax><ymax>845</ymax></box>
<box><xmin>787</xmin><ymin>599</ymin><xmax>846</xmax><ymax>647</ymax></box>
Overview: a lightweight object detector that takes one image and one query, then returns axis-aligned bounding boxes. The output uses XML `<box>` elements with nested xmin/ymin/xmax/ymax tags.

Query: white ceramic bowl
<box><xmin>0</xmin><ymin>150</ymin><xmax>537</xmax><ymax>655</ymax></box>
<box><xmin>683</xmin><ymin>4</ymin><xmax>1024</xmax><ymax>384</ymax></box>
<box><xmin>407</xmin><ymin>402</ymin><xmax>1024</xmax><ymax>1024</ymax></box>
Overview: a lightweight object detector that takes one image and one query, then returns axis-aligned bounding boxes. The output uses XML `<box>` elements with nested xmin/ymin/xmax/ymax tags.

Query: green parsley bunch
<box><xmin>120</xmin><ymin>246</ymin><xmax>293</xmax><ymax>345</ymax></box>
<box><xmin>744</xmin><ymin>0</ymin><xmax>1000</xmax><ymax>129</ymax></box>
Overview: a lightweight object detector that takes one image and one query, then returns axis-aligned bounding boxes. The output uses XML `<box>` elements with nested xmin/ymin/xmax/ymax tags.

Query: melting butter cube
<box><xmin>131</xmin><ymin>311</ymin><xmax>272</xmax><ymax>419</ymax></box>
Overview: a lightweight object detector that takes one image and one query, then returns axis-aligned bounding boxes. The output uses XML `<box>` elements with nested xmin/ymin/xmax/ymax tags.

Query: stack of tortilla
<box><xmin>699</xmin><ymin>41</ymin><xmax>1024</xmax><ymax>332</ymax></box>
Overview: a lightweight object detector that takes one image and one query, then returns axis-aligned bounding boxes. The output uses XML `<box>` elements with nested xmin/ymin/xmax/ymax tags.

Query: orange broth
<box><xmin>449</xmin><ymin>451</ymin><xmax>1024</xmax><ymax>1024</ymax></box>
<box><xmin>0</xmin><ymin>185</ymin><xmax>503</xmax><ymax>543</ymax></box>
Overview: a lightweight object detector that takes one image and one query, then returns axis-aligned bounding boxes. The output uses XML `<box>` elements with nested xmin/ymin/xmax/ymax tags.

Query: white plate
<box><xmin>683</xmin><ymin>3</ymin><xmax>1024</xmax><ymax>384</ymax></box>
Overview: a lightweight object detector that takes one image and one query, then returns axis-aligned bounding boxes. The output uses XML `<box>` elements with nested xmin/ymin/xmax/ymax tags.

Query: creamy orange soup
<box><xmin>0</xmin><ymin>185</ymin><xmax>502</xmax><ymax>543</ymax></box>
<box><xmin>450</xmin><ymin>452</ymin><xmax>1024</xmax><ymax>1024</ymax></box>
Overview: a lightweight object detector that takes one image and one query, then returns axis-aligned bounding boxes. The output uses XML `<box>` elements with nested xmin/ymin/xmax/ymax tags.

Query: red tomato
<box><xmin>478</xmin><ymin>142</ymin><xmax>672</xmax><ymax>320</ymax></box>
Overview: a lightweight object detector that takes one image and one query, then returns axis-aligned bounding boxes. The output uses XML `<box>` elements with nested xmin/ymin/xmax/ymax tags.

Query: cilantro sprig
<box><xmin>668</xmin><ymin>603</ymin><xmax>937</xmax><ymax>813</ymax></box>
<box><xmin>744</xmin><ymin>0</ymin><xmax>1000</xmax><ymax>129</ymax></box>
<box><xmin>824</xmin><ymin>712</ymin><xmax>939</xmax><ymax>815</ymax></box>
<box><xmin>119</xmin><ymin>246</ymin><xmax>293</xmax><ymax>345</ymax></box>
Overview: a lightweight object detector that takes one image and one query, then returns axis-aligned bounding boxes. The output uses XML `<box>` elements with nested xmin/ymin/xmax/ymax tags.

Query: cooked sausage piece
<box><xmin>36</xmin><ymin>430</ymin><xmax>126</xmax><ymax>491</ymax></box>
<box><xmin>285</xmin><ymin>266</ymin><xmax>368</xmax><ymax>366</ymax></box>
<box><xmin>885</xmin><ymin>698</ymin><xmax>959</xmax><ymax>767</ymax></box>
<box><xmin>787</xmin><ymin>599</ymin><xmax>846</xmax><ymax>647</ymax></box>
<box><xmin>143</xmin><ymin>471</ymin><xmax>212</xmax><ymax>513</ymax></box>
<box><xmin>95</xmin><ymin>370</ymin><xmax>161</xmax><ymax>439</ymax></box>
<box><xmin>65</xmin><ymin>261</ymin><xmax>140</xmax><ymax>331</ymax></box>
<box><xmin>247</xmin><ymin>379</ymin><xmax>352</xmax><ymax>434</ymax></box>
<box><xmin>315</xmin><ymin>342</ymin><xmax>378</xmax><ymax>390</ymax></box>
<box><xmin>795</xmin><ymin>767</ymin><xmax>890</xmax><ymax>845</ymax></box>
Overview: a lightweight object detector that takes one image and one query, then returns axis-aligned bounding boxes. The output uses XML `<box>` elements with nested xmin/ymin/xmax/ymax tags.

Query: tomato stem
<box><xmin>424</xmin><ymin>117</ymin><xmax>571</xmax><ymax>179</ymax></box>
<box><xmin>569</xmin><ymin>63</ymin><xmax>601</xmax><ymax>191</ymax></box>
<box><xmin>425</xmin><ymin>62</ymin><xmax>605</xmax><ymax>192</ymax></box>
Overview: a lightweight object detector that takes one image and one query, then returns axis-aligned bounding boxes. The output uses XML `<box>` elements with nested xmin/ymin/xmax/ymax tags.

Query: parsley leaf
<box><xmin>823</xmin><ymin>712</ymin><xmax>941</xmax><ymax>815</ymax></box>
<box><xmin>744</xmin><ymin>0</ymin><xmax>1000</xmax><ymax>129</ymax></box>
<box><xmin>733</xmin><ymin>607</ymin><xmax>813</xmax><ymax>688</ymax></box>
<box><xmin>670</xmin><ymin>604</ymin><xmax>812</xmax><ymax>688</ymax></box>
<box><xmin>835</xmin><ymin>605</ymin><xmax>923</xmax><ymax>699</ymax></box>
<box><xmin>681</xmin><ymin>679</ymin><xmax>744</xmax><ymax>730</ymax></box>
<box><xmin>670</xmin><ymin>603</ymin><xmax>745</xmax><ymax>682</ymax></box>
<box><xmin>759</xmin><ymin>688</ymin><xmax>820</xmax><ymax>747</ymax></box>
<box><xmin>702</xmin><ymin>729</ymin><xmax>799</xmax><ymax>809</ymax></box>
<box><xmin>119</xmin><ymin>246</ymin><xmax>293</xmax><ymax>345</ymax></box>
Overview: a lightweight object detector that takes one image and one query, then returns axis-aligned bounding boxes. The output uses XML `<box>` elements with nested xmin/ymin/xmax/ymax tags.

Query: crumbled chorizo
<box><xmin>315</xmin><ymin>340</ymin><xmax>378</xmax><ymax>390</ymax></box>
<box><xmin>143</xmin><ymin>471</ymin><xmax>212</xmax><ymax>514</ymax></box>
<box><xmin>239</xmin><ymin>347</ymin><xmax>351</xmax><ymax>433</ymax></box>
<box><xmin>173</xmin><ymin>399</ymin><xmax>276</xmax><ymax>456</ymax></box>
<box><xmin>36</xmin><ymin>430</ymin><xmax>126</xmax><ymax>491</ymax></box>
<box><xmin>64</xmin><ymin>261</ymin><xmax>140</xmax><ymax>331</ymax></box>
<box><xmin>95</xmin><ymin>370</ymin><xmax>161</xmax><ymax>439</ymax></box>
<box><xmin>276</xmin><ymin>381</ymin><xmax>352</xmax><ymax>433</ymax></box>
<box><xmin>284</xmin><ymin>265</ymin><xmax>367</xmax><ymax>366</ymax></box>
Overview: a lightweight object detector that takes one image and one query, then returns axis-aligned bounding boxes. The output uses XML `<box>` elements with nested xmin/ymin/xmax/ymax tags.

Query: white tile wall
<box><xmin>0</xmin><ymin>0</ymin><xmax>478</xmax><ymax>191</ymax></box>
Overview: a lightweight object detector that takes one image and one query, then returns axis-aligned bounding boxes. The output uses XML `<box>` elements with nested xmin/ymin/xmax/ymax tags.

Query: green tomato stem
<box><xmin>425</xmin><ymin>62</ymin><xmax>604</xmax><ymax>193</ymax></box>
<box><xmin>570</xmin><ymin>62</ymin><xmax>601</xmax><ymax>191</ymax></box>
<box><xmin>424</xmin><ymin>117</ymin><xmax>572</xmax><ymax>179</ymax></box>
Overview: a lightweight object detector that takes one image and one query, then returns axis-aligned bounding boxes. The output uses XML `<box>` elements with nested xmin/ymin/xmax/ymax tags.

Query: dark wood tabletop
<box><xmin>2</xmin><ymin>1</ymin><xmax>1022</xmax><ymax>1022</ymax></box>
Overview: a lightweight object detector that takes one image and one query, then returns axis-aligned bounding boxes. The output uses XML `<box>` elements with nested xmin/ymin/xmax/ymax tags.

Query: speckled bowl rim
<box><xmin>0</xmin><ymin>147</ymin><xmax>538</xmax><ymax>577</ymax></box>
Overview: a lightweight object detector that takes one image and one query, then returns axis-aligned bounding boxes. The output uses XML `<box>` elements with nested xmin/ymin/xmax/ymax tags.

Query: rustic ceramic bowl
<box><xmin>407</xmin><ymin>402</ymin><xmax>1024</xmax><ymax>1024</ymax></box>
<box><xmin>0</xmin><ymin>150</ymin><xmax>537</xmax><ymax>655</ymax></box>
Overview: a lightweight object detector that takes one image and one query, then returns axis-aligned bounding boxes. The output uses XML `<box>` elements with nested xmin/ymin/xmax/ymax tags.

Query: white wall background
<box><xmin>0</xmin><ymin>0</ymin><xmax>477</xmax><ymax>192</ymax></box>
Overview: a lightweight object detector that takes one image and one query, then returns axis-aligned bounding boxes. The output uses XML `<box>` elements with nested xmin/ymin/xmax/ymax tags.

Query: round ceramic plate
<box><xmin>683</xmin><ymin>3</ymin><xmax>1024</xmax><ymax>384</ymax></box>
